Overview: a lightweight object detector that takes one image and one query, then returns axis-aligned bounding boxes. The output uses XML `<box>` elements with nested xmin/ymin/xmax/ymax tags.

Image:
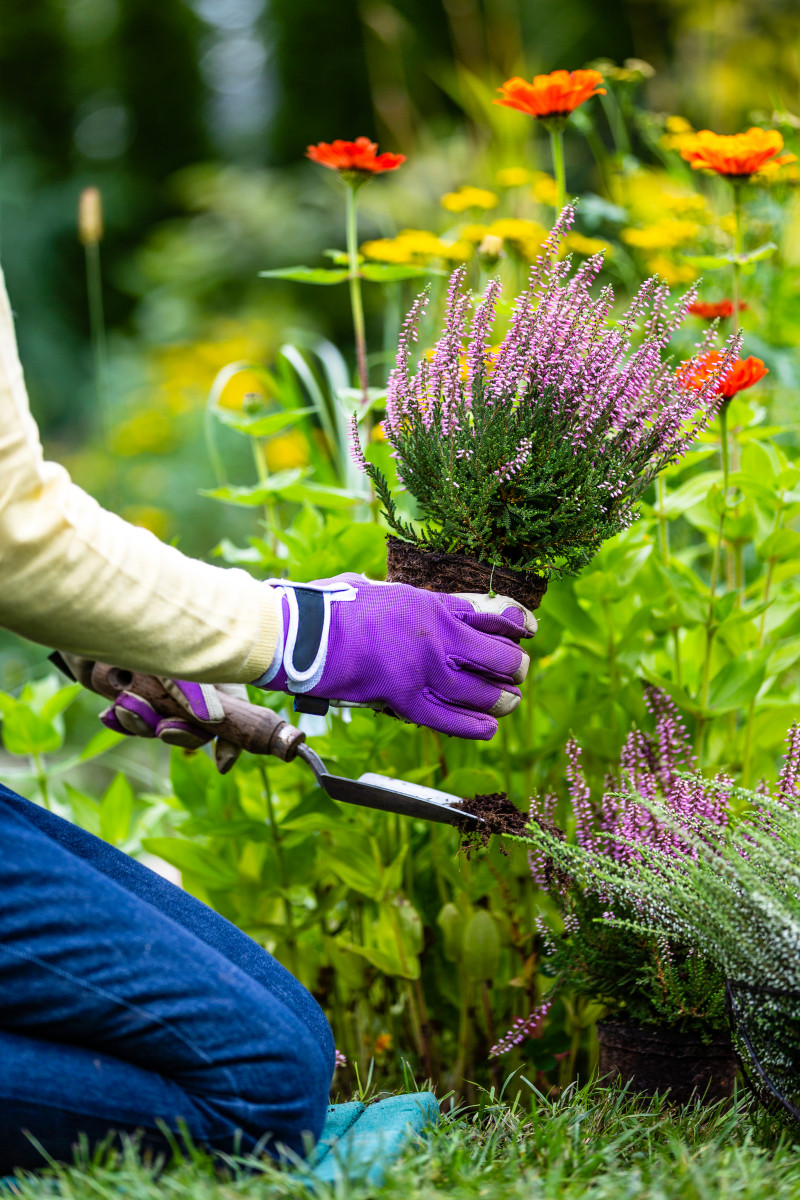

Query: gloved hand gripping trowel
<box><xmin>51</xmin><ymin>651</ymin><xmax>483</xmax><ymax>828</ymax></box>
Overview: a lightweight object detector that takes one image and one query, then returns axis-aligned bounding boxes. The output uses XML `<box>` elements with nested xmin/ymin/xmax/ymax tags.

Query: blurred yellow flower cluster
<box><xmin>361</xmin><ymin>229</ymin><xmax>473</xmax><ymax>264</ymax></box>
<box><xmin>660</xmin><ymin>115</ymin><xmax>696</xmax><ymax>153</ymax></box>
<box><xmin>622</xmin><ymin>219</ymin><xmax>700</xmax><ymax>250</ymax></box>
<box><xmin>495</xmin><ymin>167</ymin><xmax>558</xmax><ymax>206</ymax></box>
<box><xmin>440</xmin><ymin>186</ymin><xmax>498</xmax><ymax>212</ymax></box>
<box><xmin>615</xmin><ymin>168</ymin><xmax>712</xmax><ymax>284</ymax></box>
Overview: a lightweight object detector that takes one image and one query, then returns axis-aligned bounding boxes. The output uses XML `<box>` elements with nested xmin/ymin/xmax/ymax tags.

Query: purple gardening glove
<box><xmin>99</xmin><ymin>680</ymin><xmax>247</xmax><ymax>774</ymax></box>
<box><xmin>255</xmin><ymin>574</ymin><xmax>536</xmax><ymax>740</ymax></box>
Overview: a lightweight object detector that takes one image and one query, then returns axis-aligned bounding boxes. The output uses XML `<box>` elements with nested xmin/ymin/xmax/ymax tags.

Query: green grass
<box><xmin>7</xmin><ymin>1080</ymin><xmax>800</xmax><ymax>1200</ymax></box>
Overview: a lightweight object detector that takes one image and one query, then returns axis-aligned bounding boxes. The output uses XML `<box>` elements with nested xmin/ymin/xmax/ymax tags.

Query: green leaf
<box><xmin>705</xmin><ymin>648</ymin><xmax>772</xmax><ymax>715</ymax></box>
<box><xmin>323</xmin><ymin>844</ymin><xmax>385</xmax><ymax>899</ymax></box>
<box><xmin>100</xmin><ymin>773</ymin><xmax>135</xmax><ymax>845</ymax></box>
<box><xmin>462</xmin><ymin>910</ymin><xmax>501</xmax><ymax>982</ymax></box>
<box><xmin>680</xmin><ymin>254</ymin><xmax>732</xmax><ymax>271</ymax></box>
<box><xmin>1</xmin><ymin>706</ymin><xmax>62</xmax><ymax>755</ymax></box>
<box><xmin>201</xmin><ymin>471</ymin><xmax>308</xmax><ymax>505</ymax></box>
<box><xmin>737</xmin><ymin>241</ymin><xmax>777</xmax><ymax>265</ymax></box>
<box><xmin>63</xmin><ymin>783</ymin><xmax>101</xmax><ymax>836</ymax></box>
<box><xmin>212</xmin><ymin>406</ymin><xmax>315</xmax><ymax>439</ymax></box>
<box><xmin>78</xmin><ymin>726</ymin><xmax>126</xmax><ymax>762</ymax></box>
<box><xmin>443</xmin><ymin>766</ymin><xmax>504</xmax><ymax>797</ymax></box>
<box><xmin>40</xmin><ymin>683</ymin><xmax>82</xmax><ymax>722</ymax></box>
<box><xmin>277</xmin><ymin>480</ymin><xmax>367</xmax><ymax>509</ymax></box>
<box><xmin>438</xmin><ymin>902</ymin><xmax>464</xmax><ymax>962</ymax></box>
<box><xmin>259</xmin><ymin>266</ymin><xmax>350</xmax><ymax>285</ymax></box>
<box><xmin>359</xmin><ymin>263</ymin><xmax>446</xmax><ymax>282</ymax></box>
<box><xmin>171</xmin><ymin>748</ymin><xmax>216</xmax><ymax>812</ymax></box>
<box><xmin>142</xmin><ymin>838</ymin><xmax>240</xmax><ymax>889</ymax></box>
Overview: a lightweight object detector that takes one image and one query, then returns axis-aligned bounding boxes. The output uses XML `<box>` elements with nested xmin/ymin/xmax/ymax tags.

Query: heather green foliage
<box><xmin>542</xmin><ymin>889</ymin><xmax>727</xmax><ymax>1033</ymax></box>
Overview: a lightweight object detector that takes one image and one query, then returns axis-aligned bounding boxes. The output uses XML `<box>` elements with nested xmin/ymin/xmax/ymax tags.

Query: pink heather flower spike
<box><xmin>489</xmin><ymin>1000</ymin><xmax>552</xmax><ymax>1057</ymax></box>
<box><xmin>348</xmin><ymin>412</ymin><xmax>368</xmax><ymax>473</ymax></box>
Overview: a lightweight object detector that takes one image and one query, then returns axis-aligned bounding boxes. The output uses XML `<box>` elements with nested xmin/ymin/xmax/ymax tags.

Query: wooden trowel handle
<box><xmin>89</xmin><ymin>663</ymin><xmax>305</xmax><ymax>762</ymax></box>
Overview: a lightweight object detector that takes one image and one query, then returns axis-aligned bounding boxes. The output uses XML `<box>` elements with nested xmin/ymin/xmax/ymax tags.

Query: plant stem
<box><xmin>742</xmin><ymin>500</ymin><xmax>783</xmax><ymax>783</ymax></box>
<box><xmin>696</xmin><ymin>510</ymin><xmax>726</xmax><ymax>761</ymax></box>
<box><xmin>84</xmin><ymin>238</ymin><xmax>114</xmax><ymax>502</ymax></box>
<box><xmin>31</xmin><ymin>752</ymin><xmax>50</xmax><ymax>809</ymax></box>
<box><xmin>657</xmin><ymin>475</ymin><xmax>670</xmax><ymax>563</ymax></box>
<box><xmin>259</xmin><ymin>764</ymin><xmax>299</xmax><ymax>977</ymax></box>
<box><xmin>345</xmin><ymin>183</ymin><xmax>369</xmax><ymax>406</ymax></box>
<box><xmin>549</xmin><ymin>127</ymin><xmax>567</xmax><ymax>214</ymax></box>
<box><xmin>731</xmin><ymin>184</ymin><xmax>743</xmax><ymax>335</ymax></box>
<box><xmin>719</xmin><ymin>401</ymin><xmax>731</xmax><ymax>498</ymax></box>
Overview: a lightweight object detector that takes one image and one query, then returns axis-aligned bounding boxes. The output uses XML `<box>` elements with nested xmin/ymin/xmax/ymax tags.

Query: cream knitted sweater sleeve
<box><xmin>0</xmin><ymin>270</ymin><xmax>280</xmax><ymax>682</ymax></box>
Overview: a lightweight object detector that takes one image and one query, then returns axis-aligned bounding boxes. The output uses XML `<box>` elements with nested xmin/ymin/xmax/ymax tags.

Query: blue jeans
<box><xmin>0</xmin><ymin>782</ymin><xmax>334</xmax><ymax>1171</ymax></box>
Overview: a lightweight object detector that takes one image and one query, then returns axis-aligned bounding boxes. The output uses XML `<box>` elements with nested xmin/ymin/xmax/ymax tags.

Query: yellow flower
<box><xmin>496</xmin><ymin>167</ymin><xmax>533</xmax><ymax>187</ymax></box>
<box><xmin>360</xmin><ymin>237</ymin><xmax>416</xmax><ymax>264</ymax></box>
<box><xmin>478</xmin><ymin>233</ymin><xmax>505</xmax><ymax>259</ymax></box>
<box><xmin>216</xmin><ymin>369</ymin><xmax>269</xmax><ymax>412</ymax></box>
<box><xmin>487</xmin><ymin>217</ymin><xmax>548</xmax><ymax>260</ymax></box>
<box><xmin>264</xmin><ymin>431</ymin><xmax>310</xmax><ymax>471</ymax></box>
<box><xmin>111</xmin><ymin>409</ymin><xmax>176</xmax><ymax>457</ymax></box>
<box><xmin>441</xmin><ymin>186</ymin><xmax>499</xmax><ymax>212</ymax></box>
<box><xmin>660</xmin><ymin>115</ymin><xmax>696</xmax><ymax>153</ymax></box>
<box><xmin>646</xmin><ymin>254</ymin><xmax>698</xmax><ymax>285</ymax></box>
<box><xmin>565</xmin><ymin>231</ymin><xmax>613</xmax><ymax>256</ymax></box>
<box><xmin>460</xmin><ymin>223</ymin><xmax>492</xmax><ymax>243</ymax></box>
<box><xmin>531</xmin><ymin>172</ymin><xmax>558</xmax><ymax>206</ymax></box>
<box><xmin>622</xmin><ymin>218</ymin><xmax>700</xmax><ymax>250</ymax></box>
<box><xmin>121</xmin><ymin>505</ymin><xmax>170</xmax><ymax>540</ymax></box>
<box><xmin>361</xmin><ymin>229</ymin><xmax>472</xmax><ymax>264</ymax></box>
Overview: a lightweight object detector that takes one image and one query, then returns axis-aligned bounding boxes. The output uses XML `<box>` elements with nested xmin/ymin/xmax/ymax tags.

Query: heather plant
<box><xmin>555</xmin><ymin>724</ymin><xmax>800</xmax><ymax>995</ymax></box>
<box><xmin>352</xmin><ymin>206</ymin><xmax>739</xmax><ymax>580</ymax></box>
<box><xmin>517</xmin><ymin>689</ymin><xmax>730</xmax><ymax>1040</ymax></box>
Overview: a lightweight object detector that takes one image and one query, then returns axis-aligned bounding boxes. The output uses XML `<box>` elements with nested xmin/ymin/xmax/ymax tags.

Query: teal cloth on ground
<box><xmin>0</xmin><ymin>1092</ymin><xmax>440</xmax><ymax>1192</ymax></box>
<box><xmin>306</xmin><ymin>1092</ymin><xmax>440</xmax><ymax>1187</ymax></box>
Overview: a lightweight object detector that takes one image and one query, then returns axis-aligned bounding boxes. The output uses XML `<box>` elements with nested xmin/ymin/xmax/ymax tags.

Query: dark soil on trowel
<box><xmin>455</xmin><ymin>792</ymin><xmax>530</xmax><ymax>857</ymax></box>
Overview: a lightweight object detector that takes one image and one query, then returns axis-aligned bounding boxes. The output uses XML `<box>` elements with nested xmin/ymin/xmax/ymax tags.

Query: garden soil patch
<box><xmin>386</xmin><ymin>537</ymin><xmax>547</xmax><ymax>612</ymax></box>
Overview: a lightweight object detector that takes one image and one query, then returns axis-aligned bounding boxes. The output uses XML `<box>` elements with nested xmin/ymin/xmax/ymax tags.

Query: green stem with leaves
<box><xmin>549</xmin><ymin>126</ymin><xmax>567</xmax><ymax>214</ymax></box>
<box><xmin>696</xmin><ymin>509</ymin><xmax>726</xmax><ymax>761</ymax></box>
<box><xmin>259</xmin><ymin>764</ymin><xmax>299</xmax><ymax>977</ymax></box>
<box><xmin>31</xmin><ymin>751</ymin><xmax>50</xmax><ymax>810</ymax></box>
<box><xmin>731</xmin><ymin>184</ymin><xmax>743</xmax><ymax>336</ymax></box>
<box><xmin>345</xmin><ymin>182</ymin><xmax>369</xmax><ymax>405</ymax></box>
<box><xmin>719</xmin><ymin>401</ymin><xmax>731</xmax><ymax>498</ymax></box>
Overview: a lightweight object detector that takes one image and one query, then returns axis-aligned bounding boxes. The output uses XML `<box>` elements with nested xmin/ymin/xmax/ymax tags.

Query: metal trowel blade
<box><xmin>296</xmin><ymin>744</ymin><xmax>482</xmax><ymax>826</ymax></box>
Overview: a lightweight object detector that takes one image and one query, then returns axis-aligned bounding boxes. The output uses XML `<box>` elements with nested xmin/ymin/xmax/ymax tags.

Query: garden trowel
<box><xmin>50</xmin><ymin>654</ymin><xmax>482</xmax><ymax>828</ymax></box>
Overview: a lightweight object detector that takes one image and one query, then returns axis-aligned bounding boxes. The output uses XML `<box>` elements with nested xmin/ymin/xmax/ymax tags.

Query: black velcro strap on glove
<box><xmin>291</xmin><ymin>587</ymin><xmax>326</xmax><ymax>674</ymax></box>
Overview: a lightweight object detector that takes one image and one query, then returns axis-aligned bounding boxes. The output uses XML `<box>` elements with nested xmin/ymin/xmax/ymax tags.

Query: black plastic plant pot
<box><xmin>385</xmin><ymin>536</ymin><xmax>548</xmax><ymax>612</ymax></box>
<box><xmin>597</xmin><ymin>1018</ymin><xmax>738</xmax><ymax>1106</ymax></box>
<box><xmin>726</xmin><ymin>979</ymin><xmax>800</xmax><ymax>1126</ymax></box>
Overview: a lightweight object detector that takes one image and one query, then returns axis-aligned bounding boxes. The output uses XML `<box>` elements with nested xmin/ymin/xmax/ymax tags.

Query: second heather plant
<box><xmin>353</xmin><ymin>207</ymin><xmax>737</xmax><ymax>579</ymax></box>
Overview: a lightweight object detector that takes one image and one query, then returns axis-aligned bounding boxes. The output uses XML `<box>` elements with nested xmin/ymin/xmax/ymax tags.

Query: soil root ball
<box><xmin>455</xmin><ymin>792</ymin><xmax>530</xmax><ymax>856</ymax></box>
<box><xmin>386</xmin><ymin>537</ymin><xmax>547</xmax><ymax>612</ymax></box>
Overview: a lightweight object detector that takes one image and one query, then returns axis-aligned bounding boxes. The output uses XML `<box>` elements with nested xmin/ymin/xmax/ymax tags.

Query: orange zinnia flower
<box><xmin>688</xmin><ymin>299</ymin><xmax>748</xmax><ymax>321</ymax></box>
<box><xmin>494</xmin><ymin>70</ymin><xmax>605</xmax><ymax>121</ymax></box>
<box><xmin>679</xmin><ymin>351</ymin><xmax>768</xmax><ymax>399</ymax></box>
<box><xmin>680</xmin><ymin>128</ymin><xmax>796</xmax><ymax>179</ymax></box>
<box><xmin>306</xmin><ymin>137</ymin><xmax>405</xmax><ymax>177</ymax></box>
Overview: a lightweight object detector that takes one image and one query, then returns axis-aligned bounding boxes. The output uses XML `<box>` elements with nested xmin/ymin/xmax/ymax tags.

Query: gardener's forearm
<box><xmin>0</xmin><ymin>270</ymin><xmax>279</xmax><ymax>682</ymax></box>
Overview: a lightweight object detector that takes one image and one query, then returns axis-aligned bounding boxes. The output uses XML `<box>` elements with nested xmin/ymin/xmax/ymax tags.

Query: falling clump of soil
<box><xmin>455</xmin><ymin>792</ymin><xmax>530</xmax><ymax>857</ymax></box>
